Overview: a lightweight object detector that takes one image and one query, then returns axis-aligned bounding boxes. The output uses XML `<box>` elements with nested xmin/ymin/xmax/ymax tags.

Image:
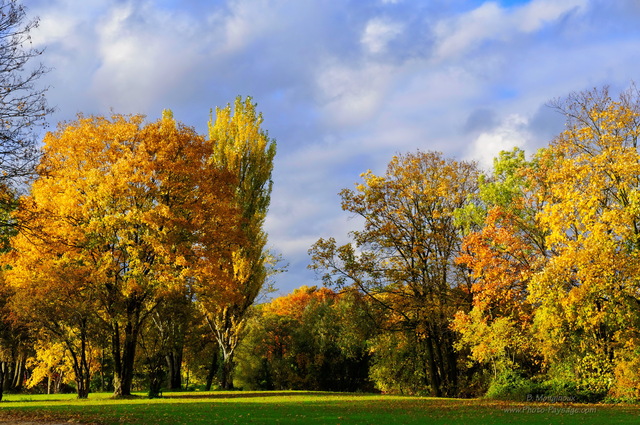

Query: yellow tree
<box><xmin>4</xmin><ymin>229</ymin><xmax>99</xmax><ymax>399</ymax></box>
<box><xmin>6</xmin><ymin>112</ymin><xmax>240</xmax><ymax>397</ymax></box>
<box><xmin>309</xmin><ymin>151</ymin><xmax>479</xmax><ymax>397</ymax></box>
<box><xmin>25</xmin><ymin>342</ymin><xmax>99</xmax><ymax>395</ymax></box>
<box><xmin>529</xmin><ymin>86</ymin><xmax>640</xmax><ymax>396</ymax></box>
<box><xmin>201</xmin><ymin>96</ymin><xmax>277</xmax><ymax>389</ymax></box>
<box><xmin>0</xmin><ymin>187</ymin><xmax>31</xmax><ymax>401</ymax></box>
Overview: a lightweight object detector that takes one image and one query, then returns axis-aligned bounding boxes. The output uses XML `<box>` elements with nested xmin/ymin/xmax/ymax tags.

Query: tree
<box><xmin>141</xmin><ymin>285</ymin><xmax>198</xmax><ymax>395</ymax></box>
<box><xmin>453</xmin><ymin>149</ymin><xmax>547</xmax><ymax>382</ymax></box>
<box><xmin>234</xmin><ymin>286</ymin><xmax>374</xmax><ymax>391</ymax></box>
<box><xmin>0</xmin><ymin>0</ymin><xmax>53</xmax><ymax>185</ymax></box>
<box><xmin>0</xmin><ymin>273</ymin><xmax>30</xmax><ymax>401</ymax></box>
<box><xmin>528</xmin><ymin>85</ymin><xmax>640</xmax><ymax>397</ymax></box>
<box><xmin>453</xmin><ymin>85</ymin><xmax>640</xmax><ymax>400</ymax></box>
<box><xmin>309</xmin><ymin>151</ymin><xmax>479</xmax><ymax>396</ymax></box>
<box><xmin>7</xmin><ymin>112</ymin><xmax>240</xmax><ymax>397</ymax></box>
<box><xmin>25</xmin><ymin>341</ymin><xmax>94</xmax><ymax>395</ymax></box>
<box><xmin>4</xmin><ymin>231</ymin><xmax>99</xmax><ymax>398</ymax></box>
<box><xmin>199</xmin><ymin>96</ymin><xmax>277</xmax><ymax>389</ymax></box>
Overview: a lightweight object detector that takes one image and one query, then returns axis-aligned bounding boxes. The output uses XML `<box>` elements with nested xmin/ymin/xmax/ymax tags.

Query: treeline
<box><xmin>2</xmin><ymin>77</ymin><xmax>640</xmax><ymax>402</ymax></box>
<box><xmin>298</xmin><ymin>84</ymin><xmax>640</xmax><ymax>401</ymax></box>
<box><xmin>0</xmin><ymin>98</ymin><xmax>277</xmax><ymax>400</ymax></box>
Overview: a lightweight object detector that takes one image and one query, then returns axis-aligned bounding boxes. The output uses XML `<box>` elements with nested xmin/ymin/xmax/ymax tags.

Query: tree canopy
<box><xmin>3</xmin><ymin>83</ymin><xmax>640</xmax><ymax>402</ymax></box>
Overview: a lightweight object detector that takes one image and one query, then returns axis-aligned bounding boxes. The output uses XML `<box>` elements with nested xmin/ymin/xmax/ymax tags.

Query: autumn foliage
<box><xmin>453</xmin><ymin>85</ymin><xmax>640</xmax><ymax>400</ymax></box>
<box><xmin>308</xmin><ymin>84</ymin><xmax>640</xmax><ymax>400</ymax></box>
<box><xmin>3</xmin><ymin>85</ymin><xmax>640</xmax><ymax>402</ymax></box>
<box><xmin>2</xmin><ymin>109</ymin><xmax>246</xmax><ymax>398</ymax></box>
<box><xmin>234</xmin><ymin>286</ymin><xmax>374</xmax><ymax>392</ymax></box>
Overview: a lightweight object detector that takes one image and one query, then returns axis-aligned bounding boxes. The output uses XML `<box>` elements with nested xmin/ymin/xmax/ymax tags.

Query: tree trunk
<box><xmin>425</xmin><ymin>335</ymin><xmax>441</xmax><ymax>397</ymax></box>
<box><xmin>11</xmin><ymin>354</ymin><xmax>25</xmax><ymax>391</ymax></box>
<box><xmin>444</xmin><ymin>333</ymin><xmax>458</xmax><ymax>397</ymax></box>
<box><xmin>0</xmin><ymin>362</ymin><xmax>4</xmax><ymax>402</ymax></box>
<box><xmin>166</xmin><ymin>346</ymin><xmax>183</xmax><ymax>390</ymax></box>
<box><xmin>111</xmin><ymin>322</ymin><xmax>122</xmax><ymax>395</ymax></box>
<box><xmin>77</xmin><ymin>374</ymin><xmax>90</xmax><ymax>399</ymax></box>
<box><xmin>210</xmin><ymin>310</ymin><xmax>242</xmax><ymax>391</ymax></box>
<box><xmin>76</xmin><ymin>338</ymin><xmax>91</xmax><ymax>399</ymax></box>
<box><xmin>220</xmin><ymin>351</ymin><xmax>234</xmax><ymax>390</ymax></box>
<box><xmin>3</xmin><ymin>362</ymin><xmax>11</xmax><ymax>392</ymax></box>
<box><xmin>204</xmin><ymin>349</ymin><xmax>218</xmax><ymax>391</ymax></box>
<box><xmin>67</xmin><ymin>320</ymin><xmax>92</xmax><ymax>399</ymax></box>
<box><xmin>147</xmin><ymin>353</ymin><xmax>165</xmax><ymax>398</ymax></box>
<box><xmin>112</xmin><ymin>317</ymin><xmax>140</xmax><ymax>397</ymax></box>
<box><xmin>99</xmin><ymin>348</ymin><xmax>106</xmax><ymax>392</ymax></box>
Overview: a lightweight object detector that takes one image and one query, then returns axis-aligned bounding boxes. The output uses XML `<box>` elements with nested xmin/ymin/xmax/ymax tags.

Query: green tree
<box><xmin>454</xmin><ymin>85</ymin><xmax>640</xmax><ymax>400</ymax></box>
<box><xmin>138</xmin><ymin>285</ymin><xmax>198</xmax><ymax>396</ymax></box>
<box><xmin>234</xmin><ymin>286</ymin><xmax>374</xmax><ymax>391</ymax></box>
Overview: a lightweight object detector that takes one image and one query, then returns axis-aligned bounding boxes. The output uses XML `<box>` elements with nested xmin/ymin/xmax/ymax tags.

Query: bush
<box><xmin>484</xmin><ymin>365</ymin><xmax>608</xmax><ymax>403</ymax></box>
<box><xmin>484</xmin><ymin>369</ymin><xmax>539</xmax><ymax>401</ymax></box>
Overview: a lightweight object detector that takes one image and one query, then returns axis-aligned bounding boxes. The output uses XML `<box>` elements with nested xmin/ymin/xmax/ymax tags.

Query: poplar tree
<box><xmin>201</xmin><ymin>96</ymin><xmax>276</xmax><ymax>389</ymax></box>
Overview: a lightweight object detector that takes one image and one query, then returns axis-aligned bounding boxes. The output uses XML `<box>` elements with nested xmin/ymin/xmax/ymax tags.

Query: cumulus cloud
<box><xmin>90</xmin><ymin>3</ymin><xmax>209</xmax><ymax>112</ymax></box>
<box><xmin>467</xmin><ymin>114</ymin><xmax>531</xmax><ymax>171</ymax></box>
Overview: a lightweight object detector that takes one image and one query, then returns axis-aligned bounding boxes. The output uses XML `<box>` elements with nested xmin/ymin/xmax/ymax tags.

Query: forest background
<box><xmin>1</xmin><ymin>0</ymin><xmax>640</xmax><ymax>405</ymax></box>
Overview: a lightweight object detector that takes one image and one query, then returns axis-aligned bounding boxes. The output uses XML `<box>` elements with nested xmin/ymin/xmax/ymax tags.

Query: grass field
<box><xmin>0</xmin><ymin>391</ymin><xmax>639</xmax><ymax>424</ymax></box>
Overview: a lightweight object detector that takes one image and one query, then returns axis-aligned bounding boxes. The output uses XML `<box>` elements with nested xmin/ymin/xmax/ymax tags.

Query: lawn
<box><xmin>0</xmin><ymin>391</ymin><xmax>639</xmax><ymax>424</ymax></box>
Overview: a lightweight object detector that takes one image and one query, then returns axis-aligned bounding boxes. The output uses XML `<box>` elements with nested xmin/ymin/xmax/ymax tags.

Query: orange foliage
<box><xmin>264</xmin><ymin>286</ymin><xmax>336</xmax><ymax>319</ymax></box>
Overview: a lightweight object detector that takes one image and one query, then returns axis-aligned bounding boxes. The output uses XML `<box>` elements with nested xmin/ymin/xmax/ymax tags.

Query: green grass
<box><xmin>0</xmin><ymin>391</ymin><xmax>639</xmax><ymax>424</ymax></box>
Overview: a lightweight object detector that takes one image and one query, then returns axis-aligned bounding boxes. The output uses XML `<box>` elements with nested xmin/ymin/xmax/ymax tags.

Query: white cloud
<box><xmin>433</xmin><ymin>2</ymin><xmax>505</xmax><ymax>60</ymax></box>
<box><xmin>315</xmin><ymin>60</ymin><xmax>395</xmax><ymax>128</ymax></box>
<box><xmin>467</xmin><ymin>114</ymin><xmax>531</xmax><ymax>171</ymax></box>
<box><xmin>516</xmin><ymin>0</ymin><xmax>586</xmax><ymax>32</ymax></box>
<box><xmin>433</xmin><ymin>0</ymin><xmax>586</xmax><ymax>61</ymax></box>
<box><xmin>30</xmin><ymin>0</ymin><xmax>109</xmax><ymax>48</ymax></box>
<box><xmin>90</xmin><ymin>3</ymin><xmax>204</xmax><ymax>112</ymax></box>
<box><xmin>361</xmin><ymin>18</ymin><xmax>403</xmax><ymax>54</ymax></box>
<box><xmin>218</xmin><ymin>1</ymin><xmax>274</xmax><ymax>53</ymax></box>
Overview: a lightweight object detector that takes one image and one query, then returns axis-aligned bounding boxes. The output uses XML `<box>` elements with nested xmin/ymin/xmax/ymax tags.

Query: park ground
<box><xmin>0</xmin><ymin>391</ymin><xmax>639</xmax><ymax>424</ymax></box>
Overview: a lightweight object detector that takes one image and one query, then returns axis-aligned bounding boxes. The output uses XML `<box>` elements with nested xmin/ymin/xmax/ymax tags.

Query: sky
<box><xmin>27</xmin><ymin>0</ymin><xmax>640</xmax><ymax>296</ymax></box>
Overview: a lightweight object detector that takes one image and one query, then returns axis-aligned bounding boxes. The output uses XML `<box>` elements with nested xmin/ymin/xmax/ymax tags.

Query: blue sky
<box><xmin>28</xmin><ymin>0</ymin><xmax>640</xmax><ymax>295</ymax></box>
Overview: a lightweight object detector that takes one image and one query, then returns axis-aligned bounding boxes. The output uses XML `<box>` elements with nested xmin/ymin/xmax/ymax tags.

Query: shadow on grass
<box><xmin>162</xmin><ymin>391</ymin><xmax>370</xmax><ymax>400</ymax></box>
